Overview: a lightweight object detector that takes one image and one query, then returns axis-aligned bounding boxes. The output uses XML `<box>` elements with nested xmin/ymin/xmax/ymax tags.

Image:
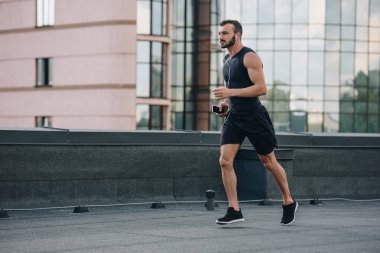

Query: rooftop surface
<box><xmin>1</xmin><ymin>200</ymin><xmax>380</xmax><ymax>253</ymax></box>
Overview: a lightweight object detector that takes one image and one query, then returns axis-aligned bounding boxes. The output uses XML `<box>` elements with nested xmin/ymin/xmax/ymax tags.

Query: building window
<box><xmin>137</xmin><ymin>0</ymin><xmax>168</xmax><ymax>36</ymax></box>
<box><xmin>36</xmin><ymin>58</ymin><xmax>52</xmax><ymax>87</ymax></box>
<box><xmin>136</xmin><ymin>104</ymin><xmax>165</xmax><ymax>130</ymax></box>
<box><xmin>36</xmin><ymin>0</ymin><xmax>55</xmax><ymax>27</ymax></box>
<box><xmin>136</xmin><ymin>41</ymin><xmax>166</xmax><ymax>98</ymax></box>
<box><xmin>35</xmin><ymin>116</ymin><xmax>52</xmax><ymax>128</ymax></box>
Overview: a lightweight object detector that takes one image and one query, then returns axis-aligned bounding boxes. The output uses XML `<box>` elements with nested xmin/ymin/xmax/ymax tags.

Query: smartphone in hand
<box><xmin>212</xmin><ymin>105</ymin><xmax>223</xmax><ymax>114</ymax></box>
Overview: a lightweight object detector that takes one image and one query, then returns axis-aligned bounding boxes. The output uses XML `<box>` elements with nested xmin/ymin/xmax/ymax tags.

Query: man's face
<box><xmin>219</xmin><ymin>24</ymin><xmax>236</xmax><ymax>49</ymax></box>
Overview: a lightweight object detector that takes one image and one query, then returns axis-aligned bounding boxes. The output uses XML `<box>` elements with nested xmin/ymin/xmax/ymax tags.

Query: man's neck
<box><xmin>228</xmin><ymin>43</ymin><xmax>243</xmax><ymax>57</ymax></box>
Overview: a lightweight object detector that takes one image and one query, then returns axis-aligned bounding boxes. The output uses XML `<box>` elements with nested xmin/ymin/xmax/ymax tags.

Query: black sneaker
<box><xmin>216</xmin><ymin>207</ymin><xmax>244</xmax><ymax>225</ymax></box>
<box><xmin>281</xmin><ymin>201</ymin><xmax>298</xmax><ymax>225</ymax></box>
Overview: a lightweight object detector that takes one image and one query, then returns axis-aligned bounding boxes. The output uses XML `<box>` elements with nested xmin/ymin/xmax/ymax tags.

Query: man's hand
<box><xmin>214</xmin><ymin>102</ymin><xmax>229</xmax><ymax>117</ymax></box>
<box><xmin>212</xmin><ymin>87</ymin><xmax>233</xmax><ymax>99</ymax></box>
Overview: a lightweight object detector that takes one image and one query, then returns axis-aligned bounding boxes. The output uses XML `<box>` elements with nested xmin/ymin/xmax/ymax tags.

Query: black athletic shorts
<box><xmin>220</xmin><ymin>105</ymin><xmax>278</xmax><ymax>155</ymax></box>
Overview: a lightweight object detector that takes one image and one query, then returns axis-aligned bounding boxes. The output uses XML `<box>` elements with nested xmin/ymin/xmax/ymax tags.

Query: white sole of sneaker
<box><xmin>281</xmin><ymin>202</ymin><xmax>298</xmax><ymax>226</ymax></box>
<box><xmin>216</xmin><ymin>218</ymin><xmax>244</xmax><ymax>225</ymax></box>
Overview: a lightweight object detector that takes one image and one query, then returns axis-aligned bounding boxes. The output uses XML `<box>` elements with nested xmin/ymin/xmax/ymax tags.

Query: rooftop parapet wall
<box><xmin>0</xmin><ymin>129</ymin><xmax>380</xmax><ymax>208</ymax></box>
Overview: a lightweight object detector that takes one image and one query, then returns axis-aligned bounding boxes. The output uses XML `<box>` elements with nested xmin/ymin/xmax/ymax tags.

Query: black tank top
<box><xmin>223</xmin><ymin>47</ymin><xmax>262</xmax><ymax>114</ymax></box>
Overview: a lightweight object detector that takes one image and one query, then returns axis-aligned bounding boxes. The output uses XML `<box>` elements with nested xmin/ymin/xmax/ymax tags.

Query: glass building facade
<box><xmin>136</xmin><ymin>0</ymin><xmax>379</xmax><ymax>133</ymax></box>
<box><xmin>171</xmin><ymin>0</ymin><xmax>225</xmax><ymax>130</ymax></box>
<box><xmin>136</xmin><ymin>0</ymin><xmax>169</xmax><ymax>130</ymax></box>
<box><xmin>222</xmin><ymin>0</ymin><xmax>380</xmax><ymax>133</ymax></box>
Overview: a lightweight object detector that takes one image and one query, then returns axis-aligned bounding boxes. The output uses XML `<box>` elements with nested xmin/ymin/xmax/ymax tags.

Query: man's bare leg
<box><xmin>259</xmin><ymin>151</ymin><xmax>293</xmax><ymax>205</ymax></box>
<box><xmin>219</xmin><ymin>144</ymin><xmax>241</xmax><ymax>210</ymax></box>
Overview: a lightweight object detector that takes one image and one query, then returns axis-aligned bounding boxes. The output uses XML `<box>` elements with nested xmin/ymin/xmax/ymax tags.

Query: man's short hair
<box><xmin>219</xmin><ymin>19</ymin><xmax>243</xmax><ymax>37</ymax></box>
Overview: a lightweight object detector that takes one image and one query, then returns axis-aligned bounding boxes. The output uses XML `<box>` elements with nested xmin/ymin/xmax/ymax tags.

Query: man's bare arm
<box><xmin>212</xmin><ymin>52</ymin><xmax>267</xmax><ymax>99</ymax></box>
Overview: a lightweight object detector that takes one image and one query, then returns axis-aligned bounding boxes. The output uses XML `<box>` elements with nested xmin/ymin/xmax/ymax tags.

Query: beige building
<box><xmin>0</xmin><ymin>0</ymin><xmax>172</xmax><ymax>130</ymax></box>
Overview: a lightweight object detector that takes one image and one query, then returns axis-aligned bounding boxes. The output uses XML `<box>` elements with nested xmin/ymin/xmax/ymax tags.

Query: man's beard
<box><xmin>220</xmin><ymin>36</ymin><xmax>236</xmax><ymax>49</ymax></box>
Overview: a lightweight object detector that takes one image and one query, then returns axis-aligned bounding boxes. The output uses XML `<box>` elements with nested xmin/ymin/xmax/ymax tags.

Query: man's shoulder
<box><xmin>243</xmin><ymin>49</ymin><xmax>262</xmax><ymax>68</ymax></box>
<box><xmin>242</xmin><ymin>46</ymin><xmax>256</xmax><ymax>54</ymax></box>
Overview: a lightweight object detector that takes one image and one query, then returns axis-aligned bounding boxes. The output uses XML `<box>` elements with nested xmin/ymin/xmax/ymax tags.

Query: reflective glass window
<box><xmin>369</xmin><ymin>42</ymin><xmax>380</xmax><ymax>53</ymax></box>
<box><xmin>368</xmin><ymin>115</ymin><xmax>379</xmax><ymax>132</ymax></box>
<box><xmin>341</xmin><ymin>26</ymin><xmax>355</xmax><ymax>40</ymax></box>
<box><xmin>152</xmin><ymin>42</ymin><xmax>162</xmax><ymax>63</ymax></box>
<box><xmin>369</xmin><ymin>28</ymin><xmax>380</xmax><ymax>42</ymax></box>
<box><xmin>137</xmin><ymin>0</ymin><xmax>167</xmax><ymax>35</ymax></box>
<box><xmin>326</xmin><ymin>0</ymin><xmax>340</xmax><ymax>24</ymax></box>
<box><xmin>274</xmin><ymin>101</ymin><xmax>291</xmax><ymax>112</ymax></box>
<box><xmin>325</xmin><ymin>86</ymin><xmax>339</xmax><ymax>101</ymax></box>
<box><xmin>323</xmin><ymin>112</ymin><xmax>339</xmax><ymax>133</ymax></box>
<box><xmin>136</xmin><ymin>104</ymin><xmax>164</xmax><ymax>130</ymax></box>
<box><xmin>369</xmin><ymin>54</ymin><xmax>380</xmax><ymax>88</ymax></box>
<box><xmin>357</xmin><ymin>0</ymin><xmax>369</xmax><ymax>25</ymax></box>
<box><xmin>274</xmin><ymin>52</ymin><xmax>290</xmax><ymax>84</ymax></box>
<box><xmin>355</xmin><ymin>89</ymin><xmax>368</xmax><ymax>102</ymax></box>
<box><xmin>309</xmin><ymin>39</ymin><xmax>325</xmax><ymax>51</ymax></box>
<box><xmin>242</xmin><ymin>0</ymin><xmax>257</xmax><ymax>23</ymax></box>
<box><xmin>290</xmin><ymin>86</ymin><xmax>307</xmax><ymax>100</ymax></box>
<box><xmin>275</xmin><ymin>25</ymin><xmax>291</xmax><ymax>38</ymax></box>
<box><xmin>340</xmin><ymin>101</ymin><xmax>354</xmax><ymax>113</ymax></box>
<box><xmin>292</xmin><ymin>25</ymin><xmax>308</xmax><ymax>38</ymax></box>
<box><xmin>137</xmin><ymin>41</ymin><xmax>150</xmax><ymax>62</ymax></box>
<box><xmin>137</xmin><ymin>41</ymin><xmax>166</xmax><ymax>98</ymax></box>
<box><xmin>355</xmin><ymin>114</ymin><xmax>368</xmax><ymax>132</ymax></box>
<box><xmin>369</xmin><ymin>102</ymin><xmax>379</xmax><ymax>113</ymax></box>
<box><xmin>308</xmin><ymin>101</ymin><xmax>324</xmax><ymax>112</ymax></box>
<box><xmin>324</xmin><ymin>102</ymin><xmax>339</xmax><ymax>112</ymax></box>
<box><xmin>341</xmin><ymin>41</ymin><xmax>355</xmax><ymax>51</ymax></box>
<box><xmin>340</xmin><ymin>86</ymin><xmax>354</xmax><ymax>100</ymax></box>
<box><xmin>308</xmin><ymin>86</ymin><xmax>324</xmax><ymax>101</ymax></box>
<box><xmin>290</xmin><ymin>111</ymin><xmax>307</xmax><ymax>132</ymax></box>
<box><xmin>137</xmin><ymin>64</ymin><xmax>150</xmax><ymax>97</ymax></box>
<box><xmin>325</xmin><ymin>52</ymin><xmax>340</xmax><ymax>85</ymax></box>
<box><xmin>291</xmin><ymin>52</ymin><xmax>307</xmax><ymax>85</ymax></box>
<box><xmin>356</xmin><ymin>27</ymin><xmax>369</xmax><ymax>41</ymax></box>
<box><xmin>152</xmin><ymin>1</ymin><xmax>163</xmax><ymax>35</ymax></box>
<box><xmin>309</xmin><ymin>0</ymin><xmax>326</xmax><ymax>24</ymax></box>
<box><xmin>136</xmin><ymin>104</ymin><xmax>149</xmax><ymax>129</ymax></box>
<box><xmin>137</xmin><ymin>1</ymin><xmax>151</xmax><ymax>34</ymax></box>
<box><xmin>275</xmin><ymin>39</ymin><xmax>291</xmax><ymax>50</ymax></box>
<box><xmin>370</xmin><ymin>0</ymin><xmax>380</xmax><ymax>26</ymax></box>
<box><xmin>341</xmin><ymin>0</ymin><xmax>355</xmax><ymax>25</ymax></box>
<box><xmin>326</xmin><ymin>40</ymin><xmax>340</xmax><ymax>51</ymax></box>
<box><xmin>340</xmin><ymin>113</ymin><xmax>354</xmax><ymax>132</ymax></box>
<box><xmin>340</xmin><ymin>52</ymin><xmax>355</xmax><ymax>85</ymax></box>
<box><xmin>225</xmin><ymin>0</ymin><xmax>241</xmax><ymax>20</ymax></box>
<box><xmin>309</xmin><ymin>25</ymin><xmax>325</xmax><ymax>39</ymax></box>
<box><xmin>151</xmin><ymin>64</ymin><xmax>162</xmax><ymax>97</ymax></box>
<box><xmin>260</xmin><ymin>52</ymin><xmax>274</xmax><ymax>84</ymax></box>
<box><xmin>290</xmin><ymin>101</ymin><xmax>307</xmax><ymax>112</ymax></box>
<box><xmin>356</xmin><ymin>42</ymin><xmax>368</xmax><ymax>53</ymax></box>
<box><xmin>244</xmin><ymin>25</ymin><xmax>257</xmax><ymax>39</ymax></box>
<box><xmin>273</xmin><ymin>85</ymin><xmax>290</xmax><ymax>100</ymax></box>
<box><xmin>292</xmin><ymin>0</ymin><xmax>308</xmax><ymax>23</ymax></box>
<box><xmin>258</xmin><ymin>25</ymin><xmax>274</xmax><ymax>38</ymax></box>
<box><xmin>173</xmin><ymin>0</ymin><xmax>185</xmax><ymax>26</ymax></box>
<box><xmin>258</xmin><ymin>0</ymin><xmax>274</xmax><ymax>23</ymax></box>
<box><xmin>308</xmin><ymin>113</ymin><xmax>323</xmax><ymax>132</ymax></box>
<box><xmin>308</xmin><ymin>52</ymin><xmax>324</xmax><ymax>85</ymax></box>
<box><xmin>151</xmin><ymin>105</ymin><xmax>163</xmax><ymax>130</ymax></box>
<box><xmin>186</xmin><ymin>0</ymin><xmax>194</xmax><ymax>25</ymax></box>
<box><xmin>355</xmin><ymin>53</ymin><xmax>368</xmax><ymax>76</ymax></box>
<box><xmin>273</xmin><ymin>112</ymin><xmax>290</xmax><ymax>131</ymax></box>
<box><xmin>37</xmin><ymin>0</ymin><xmax>55</xmax><ymax>27</ymax></box>
<box><xmin>257</xmin><ymin>39</ymin><xmax>274</xmax><ymax>50</ymax></box>
<box><xmin>275</xmin><ymin>0</ymin><xmax>291</xmax><ymax>23</ymax></box>
<box><xmin>326</xmin><ymin>25</ymin><xmax>340</xmax><ymax>39</ymax></box>
<box><xmin>292</xmin><ymin>39</ymin><xmax>308</xmax><ymax>51</ymax></box>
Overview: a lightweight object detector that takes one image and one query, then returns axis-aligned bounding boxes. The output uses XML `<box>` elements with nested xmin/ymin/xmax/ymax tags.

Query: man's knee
<box><xmin>259</xmin><ymin>154</ymin><xmax>276</xmax><ymax>172</ymax></box>
<box><xmin>219</xmin><ymin>156</ymin><xmax>234</xmax><ymax>171</ymax></box>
